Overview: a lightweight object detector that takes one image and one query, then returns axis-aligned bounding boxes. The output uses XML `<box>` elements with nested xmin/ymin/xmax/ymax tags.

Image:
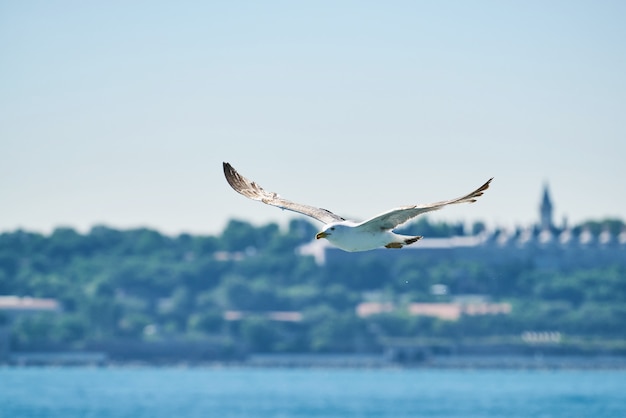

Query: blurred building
<box><xmin>0</xmin><ymin>296</ymin><xmax>61</xmax><ymax>362</ymax></box>
<box><xmin>357</xmin><ymin>301</ymin><xmax>512</xmax><ymax>321</ymax></box>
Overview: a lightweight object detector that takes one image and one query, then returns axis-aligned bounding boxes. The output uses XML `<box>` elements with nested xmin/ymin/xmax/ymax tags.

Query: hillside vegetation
<box><xmin>1</xmin><ymin>218</ymin><xmax>625</xmax><ymax>358</ymax></box>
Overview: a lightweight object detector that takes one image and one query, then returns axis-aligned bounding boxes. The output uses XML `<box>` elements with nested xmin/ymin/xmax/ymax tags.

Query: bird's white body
<box><xmin>317</xmin><ymin>221</ymin><xmax>420</xmax><ymax>252</ymax></box>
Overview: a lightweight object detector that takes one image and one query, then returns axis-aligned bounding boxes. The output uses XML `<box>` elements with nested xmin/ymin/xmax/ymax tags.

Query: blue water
<box><xmin>1</xmin><ymin>367</ymin><xmax>625</xmax><ymax>418</ymax></box>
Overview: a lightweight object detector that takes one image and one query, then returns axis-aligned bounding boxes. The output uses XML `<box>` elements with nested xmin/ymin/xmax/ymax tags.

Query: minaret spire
<box><xmin>540</xmin><ymin>183</ymin><xmax>553</xmax><ymax>230</ymax></box>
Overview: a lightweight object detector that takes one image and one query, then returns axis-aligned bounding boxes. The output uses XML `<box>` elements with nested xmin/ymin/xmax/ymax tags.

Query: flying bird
<box><xmin>223</xmin><ymin>162</ymin><xmax>492</xmax><ymax>252</ymax></box>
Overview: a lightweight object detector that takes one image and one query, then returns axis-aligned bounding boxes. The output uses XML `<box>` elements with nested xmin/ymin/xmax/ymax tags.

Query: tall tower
<box><xmin>540</xmin><ymin>183</ymin><xmax>554</xmax><ymax>230</ymax></box>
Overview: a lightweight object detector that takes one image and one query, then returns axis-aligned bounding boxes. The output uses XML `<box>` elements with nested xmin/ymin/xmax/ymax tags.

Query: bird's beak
<box><xmin>316</xmin><ymin>231</ymin><xmax>328</xmax><ymax>240</ymax></box>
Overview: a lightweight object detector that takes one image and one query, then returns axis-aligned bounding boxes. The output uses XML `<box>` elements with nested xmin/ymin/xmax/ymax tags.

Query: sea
<box><xmin>1</xmin><ymin>367</ymin><xmax>625</xmax><ymax>418</ymax></box>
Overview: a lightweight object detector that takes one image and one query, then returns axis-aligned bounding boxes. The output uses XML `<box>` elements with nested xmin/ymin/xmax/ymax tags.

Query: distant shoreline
<box><xmin>5</xmin><ymin>352</ymin><xmax>626</xmax><ymax>370</ymax></box>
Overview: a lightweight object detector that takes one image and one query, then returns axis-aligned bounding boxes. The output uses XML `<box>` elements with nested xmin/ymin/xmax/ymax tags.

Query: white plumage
<box><xmin>223</xmin><ymin>162</ymin><xmax>492</xmax><ymax>252</ymax></box>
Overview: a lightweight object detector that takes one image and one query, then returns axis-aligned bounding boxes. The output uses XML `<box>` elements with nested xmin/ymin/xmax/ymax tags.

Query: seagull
<box><xmin>223</xmin><ymin>162</ymin><xmax>492</xmax><ymax>252</ymax></box>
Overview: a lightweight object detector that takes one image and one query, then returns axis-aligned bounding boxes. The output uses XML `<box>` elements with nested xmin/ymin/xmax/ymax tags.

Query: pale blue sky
<box><xmin>2</xmin><ymin>1</ymin><xmax>625</xmax><ymax>236</ymax></box>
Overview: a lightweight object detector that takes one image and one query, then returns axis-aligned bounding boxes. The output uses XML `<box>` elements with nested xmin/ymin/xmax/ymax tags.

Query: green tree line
<box><xmin>0</xmin><ymin>218</ymin><xmax>625</xmax><ymax>356</ymax></box>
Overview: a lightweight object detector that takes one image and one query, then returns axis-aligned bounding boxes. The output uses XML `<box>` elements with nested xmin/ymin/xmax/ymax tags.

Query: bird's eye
<box><xmin>330</xmin><ymin>227</ymin><xmax>335</xmax><ymax>231</ymax></box>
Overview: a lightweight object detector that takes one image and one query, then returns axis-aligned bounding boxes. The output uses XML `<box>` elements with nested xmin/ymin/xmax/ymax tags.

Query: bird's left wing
<box><xmin>223</xmin><ymin>162</ymin><xmax>345</xmax><ymax>225</ymax></box>
<box><xmin>356</xmin><ymin>178</ymin><xmax>493</xmax><ymax>231</ymax></box>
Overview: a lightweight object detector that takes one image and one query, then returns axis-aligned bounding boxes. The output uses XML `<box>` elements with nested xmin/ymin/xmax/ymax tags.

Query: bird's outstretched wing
<box><xmin>223</xmin><ymin>162</ymin><xmax>345</xmax><ymax>225</ymax></box>
<box><xmin>356</xmin><ymin>178</ymin><xmax>493</xmax><ymax>231</ymax></box>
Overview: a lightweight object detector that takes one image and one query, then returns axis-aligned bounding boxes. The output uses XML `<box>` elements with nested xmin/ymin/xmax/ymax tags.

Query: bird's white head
<box><xmin>315</xmin><ymin>225</ymin><xmax>334</xmax><ymax>240</ymax></box>
<box><xmin>315</xmin><ymin>222</ymin><xmax>353</xmax><ymax>240</ymax></box>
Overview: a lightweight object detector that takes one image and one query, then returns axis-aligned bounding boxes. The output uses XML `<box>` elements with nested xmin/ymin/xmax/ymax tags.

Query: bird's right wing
<box><xmin>223</xmin><ymin>162</ymin><xmax>345</xmax><ymax>225</ymax></box>
<box><xmin>356</xmin><ymin>178</ymin><xmax>493</xmax><ymax>231</ymax></box>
